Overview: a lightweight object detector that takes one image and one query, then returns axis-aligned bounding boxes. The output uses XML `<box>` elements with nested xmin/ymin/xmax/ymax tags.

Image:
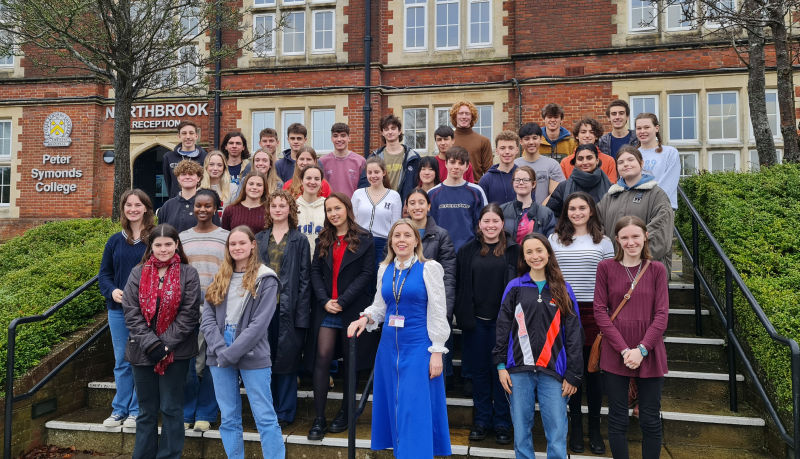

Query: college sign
<box><xmin>105</xmin><ymin>103</ymin><xmax>209</xmax><ymax>129</ymax></box>
<box><xmin>43</xmin><ymin>112</ymin><xmax>73</xmax><ymax>147</ymax></box>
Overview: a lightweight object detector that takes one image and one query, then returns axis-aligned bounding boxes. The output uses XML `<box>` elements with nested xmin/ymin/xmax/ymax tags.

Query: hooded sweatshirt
<box><xmin>478</xmin><ymin>164</ymin><xmax>518</xmax><ymax>205</ymax></box>
<box><xmin>162</xmin><ymin>144</ymin><xmax>208</xmax><ymax>198</ymax></box>
<box><xmin>275</xmin><ymin>148</ymin><xmax>296</xmax><ymax>183</ymax></box>
<box><xmin>539</xmin><ymin>126</ymin><xmax>577</xmax><ymax>162</ymax></box>
<box><xmin>296</xmin><ymin>195</ymin><xmax>326</xmax><ymax>257</ymax></box>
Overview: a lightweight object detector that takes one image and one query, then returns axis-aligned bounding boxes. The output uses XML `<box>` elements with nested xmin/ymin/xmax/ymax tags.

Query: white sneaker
<box><xmin>123</xmin><ymin>416</ymin><xmax>137</xmax><ymax>429</ymax></box>
<box><xmin>102</xmin><ymin>414</ymin><xmax>125</xmax><ymax>427</ymax></box>
<box><xmin>193</xmin><ymin>420</ymin><xmax>210</xmax><ymax>432</ymax></box>
<box><xmin>184</xmin><ymin>422</ymin><xmax>192</xmax><ymax>430</ymax></box>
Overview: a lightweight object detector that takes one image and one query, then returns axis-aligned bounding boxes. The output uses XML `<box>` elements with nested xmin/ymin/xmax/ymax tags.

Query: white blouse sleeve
<box><xmin>361</xmin><ymin>264</ymin><xmax>388</xmax><ymax>332</ymax></box>
<box><xmin>423</xmin><ymin>260</ymin><xmax>450</xmax><ymax>354</ymax></box>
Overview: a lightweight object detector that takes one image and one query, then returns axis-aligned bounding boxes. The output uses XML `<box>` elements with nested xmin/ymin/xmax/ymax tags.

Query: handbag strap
<box><xmin>608</xmin><ymin>260</ymin><xmax>651</xmax><ymax>322</ymax></box>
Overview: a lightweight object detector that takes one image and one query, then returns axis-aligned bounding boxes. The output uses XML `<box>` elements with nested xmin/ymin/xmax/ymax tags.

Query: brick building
<box><xmin>0</xmin><ymin>0</ymin><xmax>791</xmax><ymax>236</ymax></box>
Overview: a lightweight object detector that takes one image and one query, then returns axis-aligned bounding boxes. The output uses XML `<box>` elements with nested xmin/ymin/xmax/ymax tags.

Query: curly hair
<box><xmin>572</xmin><ymin>118</ymin><xmax>604</xmax><ymax>142</ymax></box>
<box><xmin>264</xmin><ymin>189</ymin><xmax>299</xmax><ymax>230</ymax></box>
<box><xmin>449</xmin><ymin>100</ymin><xmax>478</xmax><ymax>128</ymax></box>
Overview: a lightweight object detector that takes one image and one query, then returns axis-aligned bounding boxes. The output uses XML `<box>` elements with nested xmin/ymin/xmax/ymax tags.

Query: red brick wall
<box><xmin>512</xmin><ymin>0</ymin><xmax>617</xmax><ymax>54</ymax></box>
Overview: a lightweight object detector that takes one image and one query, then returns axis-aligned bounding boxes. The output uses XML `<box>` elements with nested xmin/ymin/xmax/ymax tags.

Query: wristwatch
<box><xmin>637</xmin><ymin>344</ymin><xmax>648</xmax><ymax>357</ymax></box>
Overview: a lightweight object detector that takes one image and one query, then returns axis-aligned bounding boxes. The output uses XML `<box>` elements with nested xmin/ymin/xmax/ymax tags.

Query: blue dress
<box><xmin>371</xmin><ymin>261</ymin><xmax>451</xmax><ymax>457</ymax></box>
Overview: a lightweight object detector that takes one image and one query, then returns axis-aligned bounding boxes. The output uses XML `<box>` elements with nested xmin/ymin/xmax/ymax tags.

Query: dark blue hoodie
<box><xmin>478</xmin><ymin>164</ymin><xmax>517</xmax><ymax>205</ymax></box>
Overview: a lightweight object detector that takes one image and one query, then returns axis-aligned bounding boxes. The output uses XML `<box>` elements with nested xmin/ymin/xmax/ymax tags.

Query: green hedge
<box><xmin>0</xmin><ymin>219</ymin><xmax>117</xmax><ymax>396</ymax></box>
<box><xmin>677</xmin><ymin>164</ymin><xmax>800</xmax><ymax>420</ymax></box>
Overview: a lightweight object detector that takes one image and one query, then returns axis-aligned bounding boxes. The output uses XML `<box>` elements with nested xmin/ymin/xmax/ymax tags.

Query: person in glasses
<box><xmin>499</xmin><ymin>166</ymin><xmax>556</xmax><ymax>243</ymax></box>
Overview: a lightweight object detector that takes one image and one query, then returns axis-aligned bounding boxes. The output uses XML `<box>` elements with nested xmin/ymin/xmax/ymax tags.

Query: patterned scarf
<box><xmin>139</xmin><ymin>253</ymin><xmax>182</xmax><ymax>375</ymax></box>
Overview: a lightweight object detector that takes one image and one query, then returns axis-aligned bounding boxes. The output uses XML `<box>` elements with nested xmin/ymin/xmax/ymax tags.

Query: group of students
<box><xmin>97</xmin><ymin>97</ymin><xmax>677</xmax><ymax>459</ymax></box>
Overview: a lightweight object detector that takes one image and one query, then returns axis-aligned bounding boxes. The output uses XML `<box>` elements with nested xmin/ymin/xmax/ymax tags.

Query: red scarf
<box><xmin>139</xmin><ymin>253</ymin><xmax>182</xmax><ymax>375</ymax></box>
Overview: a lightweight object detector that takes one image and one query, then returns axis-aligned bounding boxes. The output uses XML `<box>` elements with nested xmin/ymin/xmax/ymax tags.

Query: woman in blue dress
<box><xmin>348</xmin><ymin>218</ymin><xmax>451</xmax><ymax>458</ymax></box>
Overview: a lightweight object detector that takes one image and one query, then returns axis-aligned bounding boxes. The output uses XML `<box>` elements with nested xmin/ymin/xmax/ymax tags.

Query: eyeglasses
<box><xmin>512</xmin><ymin>178</ymin><xmax>532</xmax><ymax>184</ymax></box>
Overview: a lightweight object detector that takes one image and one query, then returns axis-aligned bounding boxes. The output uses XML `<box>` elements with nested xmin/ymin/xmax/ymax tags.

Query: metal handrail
<box><xmin>346</xmin><ymin>335</ymin><xmax>375</xmax><ymax>459</ymax></box>
<box><xmin>3</xmin><ymin>275</ymin><xmax>104</xmax><ymax>459</ymax></box>
<box><xmin>675</xmin><ymin>186</ymin><xmax>800</xmax><ymax>457</ymax></box>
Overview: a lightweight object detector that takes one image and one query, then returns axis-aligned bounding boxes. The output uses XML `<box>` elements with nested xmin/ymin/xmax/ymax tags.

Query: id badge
<box><xmin>388</xmin><ymin>314</ymin><xmax>405</xmax><ymax>328</ymax></box>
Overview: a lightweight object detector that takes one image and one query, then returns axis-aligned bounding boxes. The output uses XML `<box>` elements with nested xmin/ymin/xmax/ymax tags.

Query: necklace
<box><xmin>623</xmin><ymin>261</ymin><xmax>643</xmax><ymax>288</ymax></box>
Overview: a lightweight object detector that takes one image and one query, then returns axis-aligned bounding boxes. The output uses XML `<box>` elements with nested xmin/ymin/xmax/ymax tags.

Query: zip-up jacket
<box><xmin>598</xmin><ymin>131</ymin><xmax>639</xmax><ymax>159</ymax></box>
<box><xmin>493</xmin><ymin>273</ymin><xmax>584</xmax><ymax>387</ymax></box>
<box><xmin>499</xmin><ymin>199</ymin><xmax>556</xmax><ymax>240</ymax></box>
<box><xmin>360</xmin><ymin>144</ymin><xmax>421</xmax><ymax>201</ymax></box>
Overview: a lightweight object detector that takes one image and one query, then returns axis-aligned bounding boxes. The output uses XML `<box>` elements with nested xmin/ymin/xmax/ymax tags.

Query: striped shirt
<box><xmin>180</xmin><ymin>227</ymin><xmax>229</xmax><ymax>294</ymax></box>
<box><xmin>548</xmin><ymin>233</ymin><xmax>615</xmax><ymax>302</ymax></box>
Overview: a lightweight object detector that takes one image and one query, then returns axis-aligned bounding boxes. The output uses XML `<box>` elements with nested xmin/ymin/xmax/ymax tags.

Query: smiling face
<box><xmin>225</xmin><ymin>135</ymin><xmax>245</xmax><ymax>159</ymax></box>
<box><xmin>575</xmin><ymin>148</ymin><xmax>599</xmax><ymax>173</ymax></box>
<box><xmin>179</xmin><ymin>125</ymin><xmax>198</xmax><ymax>151</ymax></box>
<box><xmin>331</xmin><ymin>132</ymin><xmax>350</xmax><ymax>152</ymax></box>
<box><xmin>635</xmin><ymin>117</ymin><xmax>659</xmax><ymax>147</ymax></box>
<box><xmin>123</xmin><ymin>194</ymin><xmax>145</xmax><ymax>223</ymax></box>
<box><xmin>616</xmin><ymin>224</ymin><xmax>647</xmax><ymax>260</ymax></box>
<box><xmin>206</xmin><ymin>154</ymin><xmax>224</xmax><ymax>180</ymax></box>
<box><xmin>259</xmin><ymin>136</ymin><xmax>278</xmax><ymax>154</ymax></box>
<box><xmin>325</xmin><ymin>197</ymin><xmax>348</xmax><ymax>230</ymax></box>
<box><xmin>577</xmin><ymin>123</ymin><xmax>598</xmax><ymax>145</ymax></box>
<box><xmin>244</xmin><ymin>176</ymin><xmax>265</xmax><ymax>201</ymax></box>
<box><xmin>543</xmin><ymin>115</ymin><xmax>561</xmax><ymax>132</ymax></box>
<box><xmin>617</xmin><ymin>151</ymin><xmax>643</xmax><ymax>182</ymax></box>
<box><xmin>456</xmin><ymin>105</ymin><xmax>473</xmax><ymax>128</ymax></box>
<box><xmin>520</xmin><ymin>134</ymin><xmax>541</xmax><ymax>156</ymax></box>
<box><xmin>512</xmin><ymin>169</ymin><xmax>535</xmax><ymax>197</ymax></box>
<box><xmin>496</xmin><ymin>140</ymin><xmax>519</xmax><ymax>165</ymax></box>
<box><xmin>390</xmin><ymin>223</ymin><xmax>418</xmax><ymax>260</ymax></box>
<box><xmin>566</xmin><ymin>197</ymin><xmax>591</xmax><ymax>228</ymax></box>
<box><xmin>178</xmin><ymin>172</ymin><xmax>200</xmax><ymax>191</ymax></box>
<box><xmin>228</xmin><ymin>230</ymin><xmax>255</xmax><ymax>264</ymax></box>
<box><xmin>253</xmin><ymin>151</ymin><xmax>271</xmax><ymax>175</ymax></box>
<box><xmin>523</xmin><ymin>237</ymin><xmax>549</xmax><ymax>273</ymax></box>
<box><xmin>406</xmin><ymin>191</ymin><xmax>430</xmax><ymax>224</ymax></box>
<box><xmin>366</xmin><ymin>163</ymin><xmax>385</xmax><ymax>187</ymax></box>
<box><xmin>418</xmin><ymin>166</ymin><xmax>437</xmax><ymax>186</ymax></box>
<box><xmin>608</xmin><ymin>105</ymin><xmax>628</xmax><ymax>130</ymax></box>
<box><xmin>381</xmin><ymin>124</ymin><xmax>401</xmax><ymax>143</ymax></box>
<box><xmin>296</xmin><ymin>151</ymin><xmax>316</xmax><ymax>170</ymax></box>
<box><xmin>193</xmin><ymin>194</ymin><xmax>216</xmax><ymax>224</ymax></box>
<box><xmin>302</xmin><ymin>167</ymin><xmax>322</xmax><ymax>195</ymax></box>
<box><xmin>269</xmin><ymin>196</ymin><xmax>289</xmax><ymax>224</ymax></box>
<box><xmin>151</xmin><ymin>236</ymin><xmax>178</xmax><ymax>262</ymax></box>
<box><xmin>479</xmin><ymin>210</ymin><xmax>503</xmax><ymax>243</ymax></box>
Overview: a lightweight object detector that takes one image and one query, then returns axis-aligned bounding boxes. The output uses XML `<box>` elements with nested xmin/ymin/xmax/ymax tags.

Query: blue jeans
<box><xmin>108</xmin><ymin>308</ymin><xmax>138</xmax><ymax>417</ymax></box>
<box><xmin>272</xmin><ymin>372</ymin><xmax>298</xmax><ymax>423</ymax></box>
<box><xmin>210</xmin><ymin>325</ymin><xmax>285</xmax><ymax>459</ymax></box>
<box><xmin>131</xmin><ymin>359</ymin><xmax>189</xmax><ymax>459</ymax></box>
<box><xmin>509</xmin><ymin>371</ymin><xmax>568</xmax><ymax>459</ymax></box>
<box><xmin>463</xmin><ymin>319</ymin><xmax>510</xmax><ymax>429</ymax></box>
<box><xmin>183</xmin><ymin>355</ymin><xmax>219</xmax><ymax>423</ymax></box>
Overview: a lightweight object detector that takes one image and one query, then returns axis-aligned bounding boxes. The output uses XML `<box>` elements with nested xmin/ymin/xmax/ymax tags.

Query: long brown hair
<box><xmin>317</xmin><ymin>192</ymin><xmax>364</xmax><ymax>258</ymax></box>
<box><xmin>141</xmin><ymin>224</ymin><xmax>189</xmax><ymax>264</ymax></box>
<box><xmin>554</xmin><ymin>192</ymin><xmax>605</xmax><ymax>246</ymax></box>
<box><xmin>119</xmin><ymin>189</ymin><xmax>155</xmax><ymax>245</ymax></box>
<box><xmin>205</xmin><ymin>226</ymin><xmax>263</xmax><ymax>306</ymax></box>
<box><xmin>517</xmin><ymin>233</ymin><xmax>575</xmax><ymax>317</ymax></box>
<box><xmin>476</xmin><ymin>203</ymin><xmax>507</xmax><ymax>257</ymax></box>
<box><xmin>230</xmin><ymin>172</ymin><xmax>268</xmax><ymax>206</ymax></box>
<box><xmin>612</xmin><ymin>215</ymin><xmax>652</xmax><ymax>262</ymax></box>
<box><xmin>289</xmin><ymin>146</ymin><xmax>318</xmax><ymax>197</ymax></box>
<box><xmin>365</xmin><ymin>156</ymin><xmax>391</xmax><ymax>189</ymax></box>
<box><xmin>264</xmin><ymin>189</ymin><xmax>299</xmax><ymax>230</ymax></box>
<box><xmin>634</xmin><ymin>113</ymin><xmax>663</xmax><ymax>153</ymax></box>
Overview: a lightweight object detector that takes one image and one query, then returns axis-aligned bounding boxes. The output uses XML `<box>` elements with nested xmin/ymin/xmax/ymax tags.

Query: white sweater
<box><xmin>351</xmin><ymin>187</ymin><xmax>402</xmax><ymax>238</ymax></box>
<box><xmin>548</xmin><ymin>233</ymin><xmax>615</xmax><ymax>302</ymax></box>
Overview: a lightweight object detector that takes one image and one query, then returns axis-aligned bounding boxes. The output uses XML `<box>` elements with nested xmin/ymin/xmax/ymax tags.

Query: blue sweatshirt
<box><xmin>98</xmin><ymin>231</ymin><xmax>147</xmax><ymax>310</ymax></box>
<box><xmin>478</xmin><ymin>164</ymin><xmax>517</xmax><ymax>205</ymax></box>
<box><xmin>275</xmin><ymin>148</ymin><xmax>296</xmax><ymax>183</ymax></box>
<box><xmin>428</xmin><ymin>181</ymin><xmax>488</xmax><ymax>251</ymax></box>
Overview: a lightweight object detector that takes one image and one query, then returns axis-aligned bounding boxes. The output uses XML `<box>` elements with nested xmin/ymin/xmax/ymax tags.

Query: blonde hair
<box><xmin>252</xmin><ymin>148</ymin><xmax>280</xmax><ymax>192</ymax></box>
<box><xmin>205</xmin><ymin>226</ymin><xmax>263</xmax><ymax>306</ymax></box>
<box><xmin>199</xmin><ymin>151</ymin><xmax>231</xmax><ymax>203</ymax></box>
<box><xmin>381</xmin><ymin>218</ymin><xmax>427</xmax><ymax>266</ymax></box>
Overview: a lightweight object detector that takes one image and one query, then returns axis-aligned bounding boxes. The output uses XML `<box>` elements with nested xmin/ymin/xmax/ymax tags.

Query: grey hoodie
<box><xmin>200</xmin><ymin>265</ymin><xmax>280</xmax><ymax>370</ymax></box>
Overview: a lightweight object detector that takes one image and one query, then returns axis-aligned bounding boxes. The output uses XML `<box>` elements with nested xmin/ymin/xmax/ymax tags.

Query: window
<box><xmin>435</xmin><ymin>107</ymin><xmax>452</xmax><ymax>130</ymax></box>
<box><xmin>709</xmin><ymin>151</ymin><xmax>738</xmax><ymax>172</ymax></box>
<box><xmin>253</xmin><ymin>14</ymin><xmax>276</xmax><ymax>56</ymax></box>
<box><xmin>283</xmin><ymin>0</ymin><xmax>305</xmax><ymax>5</ymax></box>
<box><xmin>403</xmin><ymin>108</ymin><xmax>428</xmax><ymax>153</ymax></box>
<box><xmin>630</xmin><ymin>95</ymin><xmax>659</xmax><ymax>121</ymax></box>
<box><xmin>405</xmin><ymin>0</ymin><xmax>427</xmax><ymax>50</ymax></box>
<box><xmin>282</xmin><ymin>110</ymin><xmax>305</xmax><ymax>147</ymax></box>
<box><xmin>283</xmin><ymin>12</ymin><xmax>305</xmax><ymax>55</ymax></box>
<box><xmin>749</xmin><ymin>90</ymin><xmax>780</xmax><ymax>140</ymax></box>
<box><xmin>706</xmin><ymin>0</ymin><xmax>736</xmax><ymax>27</ymax></box>
<box><xmin>707</xmin><ymin>91</ymin><xmax>738</xmax><ymax>141</ymax></box>
<box><xmin>177</xmin><ymin>46</ymin><xmax>199</xmax><ymax>85</ymax></box>
<box><xmin>311</xmin><ymin>109</ymin><xmax>335</xmax><ymax>152</ymax></box>
<box><xmin>468</xmin><ymin>0</ymin><xmax>491</xmax><ymax>46</ymax></box>
<box><xmin>0</xmin><ymin>166</ymin><xmax>9</xmax><ymax>206</ymax></box>
<box><xmin>748</xmin><ymin>149</ymin><xmax>782</xmax><ymax>172</ymax></box>
<box><xmin>312</xmin><ymin>10</ymin><xmax>334</xmax><ymax>52</ymax></box>
<box><xmin>679</xmin><ymin>152</ymin><xmax>698</xmax><ymax>176</ymax></box>
<box><xmin>252</xmin><ymin>111</ymin><xmax>276</xmax><ymax>147</ymax></box>
<box><xmin>630</xmin><ymin>0</ymin><xmax>657</xmax><ymax>31</ymax></box>
<box><xmin>435</xmin><ymin>0</ymin><xmax>459</xmax><ymax>49</ymax></box>
<box><xmin>0</xmin><ymin>121</ymin><xmax>9</xmax><ymax>159</ymax></box>
<box><xmin>180</xmin><ymin>7</ymin><xmax>200</xmax><ymax>37</ymax></box>
<box><xmin>667</xmin><ymin>93</ymin><xmax>697</xmax><ymax>142</ymax></box>
<box><xmin>474</xmin><ymin>105</ymin><xmax>493</xmax><ymax>140</ymax></box>
<box><xmin>253</xmin><ymin>0</ymin><xmax>276</xmax><ymax>6</ymax></box>
<box><xmin>666</xmin><ymin>0</ymin><xmax>695</xmax><ymax>30</ymax></box>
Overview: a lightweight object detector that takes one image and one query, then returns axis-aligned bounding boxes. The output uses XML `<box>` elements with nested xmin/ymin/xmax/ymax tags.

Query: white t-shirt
<box><xmin>225</xmin><ymin>272</ymin><xmax>248</xmax><ymax>326</ymax></box>
<box><xmin>640</xmin><ymin>145</ymin><xmax>680</xmax><ymax>209</ymax></box>
<box><xmin>548</xmin><ymin>233</ymin><xmax>615</xmax><ymax>302</ymax></box>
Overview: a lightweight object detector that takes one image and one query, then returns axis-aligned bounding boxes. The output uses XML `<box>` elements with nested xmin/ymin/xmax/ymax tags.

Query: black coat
<box><xmin>255</xmin><ymin>227</ymin><xmax>311</xmax><ymax>374</ymax></box>
<box><xmin>455</xmin><ymin>236</ymin><xmax>520</xmax><ymax>331</ymax></box>
<box><xmin>421</xmin><ymin>216</ymin><xmax>457</xmax><ymax>320</ymax></box>
<box><xmin>307</xmin><ymin>229</ymin><xmax>378</xmax><ymax>371</ymax></box>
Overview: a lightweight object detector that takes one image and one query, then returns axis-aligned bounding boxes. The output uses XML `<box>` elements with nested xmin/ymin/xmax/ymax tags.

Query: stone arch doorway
<box><xmin>133</xmin><ymin>145</ymin><xmax>172</xmax><ymax>209</ymax></box>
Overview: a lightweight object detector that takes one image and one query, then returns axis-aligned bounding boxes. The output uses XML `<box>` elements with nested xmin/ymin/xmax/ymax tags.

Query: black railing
<box><xmin>346</xmin><ymin>335</ymin><xmax>375</xmax><ymax>459</ymax></box>
<box><xmin>675</xmin><ymin>186</ymin><xmax>800</xmax><ymax>457</ymax></box>
<box><xmin>3</xmin><ymin>276</ymin><xmax>107</xmax><ymax>459</ymax></box>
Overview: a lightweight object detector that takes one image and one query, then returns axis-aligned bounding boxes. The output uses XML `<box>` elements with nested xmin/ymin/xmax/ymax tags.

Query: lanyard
<box><xmin>392</xmin><ymin>263</ymin><xmax>413</xmax><ymax>306</ymax></box>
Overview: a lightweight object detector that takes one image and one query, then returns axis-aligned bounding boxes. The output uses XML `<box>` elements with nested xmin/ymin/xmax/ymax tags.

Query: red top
<box><xmin>593</xmin><ymin>259</ymin><xmax>669</xmax><ymax>378</ymax></box>
<box><xmin>331</xmin><ymin>235</ymin><xmax>348</xmax><ymax>299</ymax></box>
<box><xmin>283</xmin><ymin>179</ymin><xmax>332</xmax><ymax>198</ymax></box>
<box><xmin>221</xmin><ymin>203</ymin><xmax>266</xmax><ymax>234</ymax></box>
<box><xmin>435</xmin><ymin>155</ymin><xmax>475</xmax><ymax>183</ymax></box>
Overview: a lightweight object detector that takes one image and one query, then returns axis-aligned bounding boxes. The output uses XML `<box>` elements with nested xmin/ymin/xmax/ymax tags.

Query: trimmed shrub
<box><xmin>677</xmin><ymin>164</ymin><xmax>800</xmax><ymax>421</ymax></box>
<box><xmin>0</xmin><ymin>219</ymin><xmax>117</xmax><ymax>396</ymax></box>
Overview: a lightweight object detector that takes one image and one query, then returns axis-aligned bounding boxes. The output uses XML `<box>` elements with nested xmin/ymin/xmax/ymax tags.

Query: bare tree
<box><xmin>0</xmin><ymin>0</ymin><xmax>277</xmax><ymax>219</ymax></box>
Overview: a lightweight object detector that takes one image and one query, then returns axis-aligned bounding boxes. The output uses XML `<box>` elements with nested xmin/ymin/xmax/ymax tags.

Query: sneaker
<box><xmin>193</xmin><ymin>420</ymin><xmax>210</xmax><ymax>432</ymax></box>
<box><xmin>184</xmin><ymin>422</ymin><xmax>192</xmax><ymax>430</ymax></box>
<box><xmin>123</xmin><ymin>416</ymin><xmax>137</xmax><ymax>429</ymax></box>
<box><xmin>102</xmin><ymin>414</ymin><xmax>126</xmax><ymax>427</ymax></box>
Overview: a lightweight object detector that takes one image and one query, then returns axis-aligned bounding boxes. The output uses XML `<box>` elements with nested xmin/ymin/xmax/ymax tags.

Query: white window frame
<box><xmin>281</xmin><ymin>110</ymin><xmax>305</xmax><ymax>147</ymax></box>
<box><xmin>474</xmin><ymin>104</ymin><xmax>493</xmax><ymax>140</ymax></box>
<box><xmin>403</xmin><ymin>108</ymin><xmax>428</xmax><ymax>154</ymax></box>
<box><xmin>709</xmin><ymin>150</ymin><xmax>740</xmax><ymax>172</ymax></box>
<box><xmin>404</xmin><ymin>0</ymin><xmax>427</xmax><ymax>51</ymax></box>
<box><xmin>748</xmin><ymin>149</ymin><xmax>783</xmax><ymax>171</ymax></box>
<box><xmin>253</xmin><ymin>0</ymin><xmax>276</xmax><ymax>7</ymax></box>
<box><xmin>630</xmin><ymin>0</ymin><xmax>657</xmax><ymax>32</ymax></box>
<box><xmin>667</xmin><ymin>93</ymin><xmax>698</xmax><ymax>143</ymax></box>
<box><xmin>311</xmin><ymin>108</ymin><xmax>336</xmax><ymax>153</ymax></box>
<box><xmin>180</xmin><ymin>7</ymin><xmax>201</xmax><ymax>38</ymax></box>
<box><xmin>253</xmin><ymin>14</ymin><xmax>276</xmax><ymax>57</ymax></box>
<box><xmin>177</xmin><ymin>45</ymin><xmax>199</xmax><ymax>85</ymax></box>
<box><xmin>435</xmin><ymin>0</ymin><xmax>460</xmax><ymax>50</ymax></box>
<box><xmin>0</xmin><ymin>165</ymin><xmax>10</xmax><ymax>207</ymax></box>
<box><xmin>312</xmin><ymin>10</ymin><xmax>335</xmax><ymax>53</ymax></box>
<box><xmin>467</xmin><ymin>0</ymin><xmax>491</xmax><ymax>47</ymax></box>
<box><xmin>678</xmin><ymin>151</ymin><xmax>699</xmax><ymax>177</ymax></box>
<box><xmin>252</xmin><ymin>111</ymin><xmax>276</xmax><ymax>148</ymax></box>
<box><xmin>749</xmin><ymin>89</ymin><xmax>781</xmax><ymax>141</ymax></box>
<box><xmin>283</xmin><ymin>11</ymin><xmax>306</xmax><ymax>55</ymax></box>
<box><xmin>706</xmin><ymin>0</ymin><xmax>736</xmax><ymax>29</ymax></box>
<box><xmin>707</xmin><ymin>91</ymin><xmax>739</xmax><ymax>143</ymax></box>
<box><xmin>0</xmin><ymin>120</ymin><xmax>10</xmax><ymax>160</ymax></box>
<box><xmin>666</xmin><ymin>0</ymin><xmax>696</xmax><ymax>31</ymax></box>
<box><xmin>630</xmin><ymin>94</ymin><xmax>660</xmax><ymax>121</ymax></box>
<box><xmin>282</xmin><ymin>0</ymin><xmax>305</xmax><ymax>5</ymax></box>
<box><xmin>435</xmin><ymin>107</ymin><xmax>453</xmax><ymax>130</ymax></box>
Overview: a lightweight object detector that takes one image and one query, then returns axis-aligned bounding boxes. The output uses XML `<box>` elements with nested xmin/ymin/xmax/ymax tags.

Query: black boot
<box><xmin>569</xmin><ymin>413</ymin><xmax>585</xmax><ymax>453</ymax></box>
<box><xmin>588</xmin><ymin>415</ymin><xmax>606</xmax><ymax>454</ymax></box>
<box><xmin>307</xmin><ymin>417</ymin><xmax>327</xmax><ymax>441</ymax></box>
<box><xmin>328</xmin><ymin>408</ymin><xmax>348</xmax><ymax>433</ymax></box>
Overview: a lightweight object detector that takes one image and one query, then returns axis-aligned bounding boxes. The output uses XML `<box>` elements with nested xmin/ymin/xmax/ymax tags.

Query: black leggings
<box><xmin>568</xmin><ymin>346</ymin><xmax>603</xmax><ymax>419</ymax></box>
<box><xmin>603</xmin><ymin>372</ymin><xmax>664</xmax><ymax>459</ymax></box>
<box><xmin>312</xmin><ymin>326</ymin><xmax>351</xmax><ymax>419</ymax></box>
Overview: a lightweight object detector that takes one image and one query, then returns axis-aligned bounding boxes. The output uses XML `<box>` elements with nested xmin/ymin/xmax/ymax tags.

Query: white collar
<box><xmin>393</xmin><ymin>254</ymin><xmax>418</xmax><ymax>270</ymax></box>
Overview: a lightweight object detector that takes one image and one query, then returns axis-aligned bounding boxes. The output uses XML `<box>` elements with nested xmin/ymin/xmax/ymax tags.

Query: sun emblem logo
<box><xmin>43</xmin><ymin>112</ymin><xmax>73</xmax><ymax>147</ymax></box>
